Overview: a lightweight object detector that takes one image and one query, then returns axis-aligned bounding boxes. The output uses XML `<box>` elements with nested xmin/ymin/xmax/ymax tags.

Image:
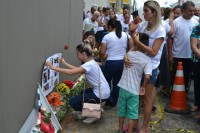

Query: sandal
<box><xmin>123</xmin><ymin>124</ymin><xmax>139</xmax><ymax>132</ymax></box>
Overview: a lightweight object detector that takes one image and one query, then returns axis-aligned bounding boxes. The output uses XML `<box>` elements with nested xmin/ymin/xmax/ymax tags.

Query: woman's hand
<box><xmin>59</xmin><ymin>57</ymin><xmax>66</xmax><ymax>64</ymax></box>
<box><xmin>124</xmin><ymin>54</ymin><xmax>132</xmax><ymax>67</ymax></box>
<box><xmin>45</xmin><ymin>61</ymin><xmax>53</xmax><ymax>69</ymax></box>
<box><xmin>132</xmin><ymin>33</ymin><xmax>139</xmax><ymax>42</ymax></box>
<box><xmin>169</xmin><ymin>12</ymin><xmax>175</xmax><ymax>21</ymax></box>
<box><xmin>139</xmin><ymin>87</ymin><xmax>145</xmax><ymax>95</ymax></box>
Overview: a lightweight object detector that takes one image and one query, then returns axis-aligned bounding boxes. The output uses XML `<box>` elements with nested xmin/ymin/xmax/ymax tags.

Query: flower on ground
<box><xmin>63</xmin><ymin>80</ymin><xmax>75</xmax><ymax>89</ymax></box>
<box><xmin>47</xmin><ymin>92</ymin><xmax>64</xmax><ymax>107</ymax></box>
<box><xmin>56</xmin><ymin>83</ymin><xmax>70</xmax><ymax>95</ymax></box>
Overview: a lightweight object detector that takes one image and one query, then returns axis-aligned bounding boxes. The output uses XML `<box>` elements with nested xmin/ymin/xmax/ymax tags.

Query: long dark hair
<box><xmin>107</xmin><ymin>19</ymin><xmax>122</xmax><ymax>38</ymax></box>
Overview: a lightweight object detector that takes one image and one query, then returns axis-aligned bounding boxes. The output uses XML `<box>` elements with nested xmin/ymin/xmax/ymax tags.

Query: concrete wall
<box><xmin>0</xmin><ymin>0</ymin><xmax>83</xmax><ymax>132</ymax></box>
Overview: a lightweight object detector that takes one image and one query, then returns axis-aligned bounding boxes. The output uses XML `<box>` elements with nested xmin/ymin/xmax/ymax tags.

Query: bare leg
<box><xmin>152</xmin><ymin>87</ymin><xmax>158</xmax><ymax>108</ymax></box>
<box><xmin>140</xmin><ymin>84</ymin><xmax>155</xmax><ymax>132</ymax></box>
<box><xmin>119</xmin><ymin>117</ymin><xmax>125</xmax><ymax>132</ymax></box>
<box><xmin>128</xmin><ymin>119</ymin><xmax>138</xmax><ymax>133</ymax></box>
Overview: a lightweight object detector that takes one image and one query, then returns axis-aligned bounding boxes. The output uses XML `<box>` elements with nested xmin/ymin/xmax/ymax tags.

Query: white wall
<box><xmin>84</xmin><ymin>0</ymin><xmax>110</xmax><ymax>12</ymax></box>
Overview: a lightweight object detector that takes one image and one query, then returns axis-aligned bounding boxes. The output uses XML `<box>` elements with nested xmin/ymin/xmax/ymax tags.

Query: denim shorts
<box><xmin>149</xmin><ymin>68</ymin><xmax>160</xmax><ymax>85</ymax></box>
<box><xmin>117</xmin><ymin>88</ymin><xmax>139</xmax><ymax>119</ymax></box>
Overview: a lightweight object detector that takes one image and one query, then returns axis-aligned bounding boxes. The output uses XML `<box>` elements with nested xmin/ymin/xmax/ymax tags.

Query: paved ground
<box><xmin>62</xmin><ymin>82</ymin><xmax>200</xmax><ymax>133</ymax></box>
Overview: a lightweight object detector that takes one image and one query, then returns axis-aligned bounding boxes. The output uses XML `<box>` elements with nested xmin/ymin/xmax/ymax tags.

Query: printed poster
<box><xmin>42</xmin><ymin>53</ymin><xmax>62</xmax><ymax>96</ymax></box>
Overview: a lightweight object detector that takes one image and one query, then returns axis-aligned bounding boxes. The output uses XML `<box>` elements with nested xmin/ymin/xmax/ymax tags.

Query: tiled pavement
<box><xmin>62</xmin><ymin>83</ymin><xmax>200</xmax><ymax>133</ymax></box>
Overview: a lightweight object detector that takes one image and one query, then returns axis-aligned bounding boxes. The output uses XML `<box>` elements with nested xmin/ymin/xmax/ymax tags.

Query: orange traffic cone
<box><xmin>165</xmin><ymin>62</ymin><xmax>191</xmax><ymax>115</ymax></box>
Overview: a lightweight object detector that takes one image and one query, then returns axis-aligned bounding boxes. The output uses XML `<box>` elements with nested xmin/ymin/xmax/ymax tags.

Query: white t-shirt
<box><xmin>97</xmin><ymin>16</ymin><xmax>104</xmax><ymax>31</ymax></box>
<box><xmin>86</xmin><ymin>12</ymin><xmax>93</xmax><ymax>19</ymax></box>
<box><xmin>121</xmin><ymin>21</ymin><xmax>130</xmax><ymax>33</ymax></box>
<box><xmin>81</xmin><ymin>60</ymin><xmax>110</xmax><ymax>99</ymax></box>
<box><xmin>136</xmin><ymin>21</ymin><xmax>166</xmax><ymax>69</ymax></box>
<box><xmin>162</xmin><ymin>20</ymin><xmax>170</xmax><ymax>42</ymax></box>
<box><xmin>117</xmin><ymin>14</ymin><xmax>133</xmax><ymax>22</ymax></box>
<box><xmin>172</xmin><ymin>16</ymin><xmax>198</xmax><ymax>58</ymax></box>
<box><xmin>102</xmin><ymin>31</ymin><xmax>131</xmax><ymax>60</ymax></box>
<box><xmin>118</xmin><ymin>51</ymin><xmax>152</xmax><ymax>95</ymax></box>
<box><xmin>165</xmin><ymin>19</ymin><xmax>169</xmax><ymax>24</ymax></box>
<box><xmin>193</xmin><ymin>15</ymin><xmax>199</xmax><ymax>22</ymax></box>
<box><xmin>83</xmin><ymin>18</ymin><xmax>98</xmax><ymax>34</ymax></box>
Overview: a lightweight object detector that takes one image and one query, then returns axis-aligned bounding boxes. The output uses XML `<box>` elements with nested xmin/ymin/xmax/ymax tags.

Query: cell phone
<box><xmin>139</xmin><ymin>33</ymin><xmax>149</xmax><ymax>46</ymax></box>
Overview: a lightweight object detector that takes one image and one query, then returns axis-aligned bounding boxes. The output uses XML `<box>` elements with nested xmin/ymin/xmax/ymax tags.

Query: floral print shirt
<box><xmin>191</xmin><ymin>24</ymin><xmax>200</xmax><ymax>63</ymax></box>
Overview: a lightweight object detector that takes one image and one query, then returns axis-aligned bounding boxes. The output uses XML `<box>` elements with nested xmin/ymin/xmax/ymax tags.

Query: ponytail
<box><xmin>107</xmin><ymin>19</ymin><xmax>122</xmax><ymax>38</ymax></box>
<box><xmin>115</xmin><ymin>20</ymin><xmax>122</xmax><ymax>38</ymax></box>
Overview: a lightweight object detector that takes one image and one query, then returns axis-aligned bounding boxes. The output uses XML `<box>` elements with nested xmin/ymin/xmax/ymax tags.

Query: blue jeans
<box><xmin>149</xmin><ymin>68</ymin><xmax>160</xmax><ymax>85</ymax></box>
<box><xmin>69</xmin><ymin>89</ymin><xmax>102</xmax><ymax>111</ymax></box>
<box><xmin>104</xmin><ymin>60</ymin><xmax>124</xmax><ymax>106</ymax></box>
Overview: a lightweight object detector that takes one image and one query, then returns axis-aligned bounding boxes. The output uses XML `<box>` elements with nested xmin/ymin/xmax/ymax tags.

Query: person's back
<box><xmin>118</xmin><ymin>51</ymin><xmax>152</xmax><ymax>95</ymax></box>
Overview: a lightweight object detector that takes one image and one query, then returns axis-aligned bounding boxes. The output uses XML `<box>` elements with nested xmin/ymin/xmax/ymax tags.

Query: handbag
<box><xmin>82</xmin><ymin>63</ymin><xmax>102</xmax><ymax>119</ymax></box>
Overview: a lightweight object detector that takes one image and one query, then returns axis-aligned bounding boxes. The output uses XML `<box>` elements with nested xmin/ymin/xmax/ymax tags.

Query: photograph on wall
<box><xmin>42</xmin><ymin>53</ymin><xmax>62</xmax><ymax>96</ymax></box>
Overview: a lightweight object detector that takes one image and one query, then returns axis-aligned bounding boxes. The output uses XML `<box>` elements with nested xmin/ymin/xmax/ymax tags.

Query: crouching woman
<box><xmin>45</xmin><ymin>43</ymin><xmax>110</xmax><ymax>124</ymax></box>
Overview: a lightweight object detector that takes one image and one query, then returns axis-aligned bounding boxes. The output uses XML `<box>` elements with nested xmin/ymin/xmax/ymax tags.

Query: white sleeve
<box><xmin>163</xmin><ymin>21</ymin><xmax>170</xmax><ymax>34</ymax></box>
<box><xmin>102</xmin><ymin>34</ymin><xmax>108</xmax><ymax>44</ymax></box>
<box><xmin>144</xmin><ymin>61</ymin><xmax>152</xmax><ymax>76</ymax></box>
<box><xmin>155</xmin><ymin>27</ymin><xmax>166</xmax><ymax>39</ymax></box>
<box><xmin>81</xmin><ymin>61</ymin><xmax>91</xmax><ymax>73</ymax></box>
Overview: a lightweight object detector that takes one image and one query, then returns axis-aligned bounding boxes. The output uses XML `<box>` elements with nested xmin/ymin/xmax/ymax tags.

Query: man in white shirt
<box><xmin>169</xmin><ymin>1</ymin><xmax>198</xmax><ymax>90</ymax></box>
<box><xmin>86</xmin><ymin>6</ymin><xmax>97</xmax><ymax>19</ymax></box>
<box><xmin>117</xmin><ymin>6</ymin><xmax>133</xmax><ymax>23</ymax></box>
<box><xmin>83</xmin><ymin>11</ymin><xmax>100</xmax><ymax>36</ymax></box>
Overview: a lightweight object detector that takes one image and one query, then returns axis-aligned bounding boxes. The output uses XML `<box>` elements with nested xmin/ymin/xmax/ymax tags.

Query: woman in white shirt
<box><xmin>125</xmin><ymin>1</ymin><xmax>166</xmax><ymax>133</ymax></box>
<box><xmin>46</xmin><ymin>43</ymin><xmax>110</xmax><ymax>124</ymax></box>
<box><xmin>100</xmin><ymin>18</ymin><xmax>133</xmax><ymax>107</ymax></box>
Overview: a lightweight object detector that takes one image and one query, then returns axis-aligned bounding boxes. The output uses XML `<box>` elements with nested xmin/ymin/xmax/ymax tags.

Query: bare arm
<box><xmin>59</xmin><ymin>58</ymin><xmax>77</xmax><ymax>69</ymax></box>
<box><xmin>167</xmin><ymin>37</ymin><xmax>173</xmax><ymax>63</ymax></box>
<box><xmin>167</xmin><ymin>12</ymin><xmax>174</xmax><ymax>36</ymax></box>
<box><xmin>99</xmin><ymin>43</ymin><xmax>107</xmax><ymax>60</ymax></box>
<box><xmin>128</xmin><ymin>37</ymin><xmax>134</xmax><ymax>50</ymax></box>
<box><xmin>140</xmin><ymin>74</ymin><xmax>151</xmax><ymax>95</ymax></box>
<box><xmin>46</xmin><ymin>61</ymin><xmax>84</xmax><ymax>75</ymax></box>
<box><xmin>191</xmin><ymin>37</ymin><xmax>200</xmax><ymax>58</ymax></box>
<box><xmin>141</xmin><ymin>74</ymin><xmax>151</xmax><ymax>88</ymax></box>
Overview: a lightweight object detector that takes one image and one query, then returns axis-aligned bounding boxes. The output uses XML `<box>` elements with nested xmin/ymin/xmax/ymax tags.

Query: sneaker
<box><xmin>83</xmin><ymin>117</ymin><xmax>99</xmax><ymax>124</ymax></box>
<box><xmin>72</xmin><ymin>111</ymin><xmax>86</xmax><ymax>120</ymax></box>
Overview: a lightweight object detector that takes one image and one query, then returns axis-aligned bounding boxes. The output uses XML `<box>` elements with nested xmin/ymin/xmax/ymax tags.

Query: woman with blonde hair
<box><xmin>125</xmin><ymin>1</ymin><xmax>166</xmax><ymax>132</ymax></box>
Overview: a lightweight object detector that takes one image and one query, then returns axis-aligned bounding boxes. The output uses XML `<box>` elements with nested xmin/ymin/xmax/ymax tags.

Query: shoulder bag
<box><xmin>82</xmin><ymin>63</ymin><xmax>102</xmax><ymax>118</ymax></box>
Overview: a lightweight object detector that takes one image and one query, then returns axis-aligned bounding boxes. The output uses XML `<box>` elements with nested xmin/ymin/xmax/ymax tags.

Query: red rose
<box><xmin>64</xmin><ymin>44</ymin><xmax>69</xmax><ymax>50</ymax></box>
<box><xmin>63</xmin><ymin>80</ymin><xmax>75</xmax><ymax>89</ymax></box>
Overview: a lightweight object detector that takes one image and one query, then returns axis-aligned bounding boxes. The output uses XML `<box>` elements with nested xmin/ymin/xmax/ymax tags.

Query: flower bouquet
<box><xmin>47</xmin><ymin>92</ymin><xmax>64</xmax><ymax>107</ymax></box>
<box><xmin>40</xmin><ymin>107</ymin><xmax>55</xmax><ymax>133</ymax></box>
<box><xmin>63</xmin><ymin>80</ymin><xmax>75</xmax><ymax>89</ymax></box>
<box><xmin>56</xmin><ymin>83</ymin><xmax>70</xmax><ymax>95</ymax></box>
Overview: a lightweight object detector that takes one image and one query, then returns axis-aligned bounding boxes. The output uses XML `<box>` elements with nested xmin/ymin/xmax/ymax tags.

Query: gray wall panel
<box><xmin>0</xmin><ymin>0</ymin><xmax>82</xmax><ymax>132</ymax></box>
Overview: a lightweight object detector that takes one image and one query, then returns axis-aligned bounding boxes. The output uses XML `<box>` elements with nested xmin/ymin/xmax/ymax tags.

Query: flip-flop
<box><xmin>123</xmin><ymin>124</ymin><xmax>139</xmax><ymax>132</ymax></box>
